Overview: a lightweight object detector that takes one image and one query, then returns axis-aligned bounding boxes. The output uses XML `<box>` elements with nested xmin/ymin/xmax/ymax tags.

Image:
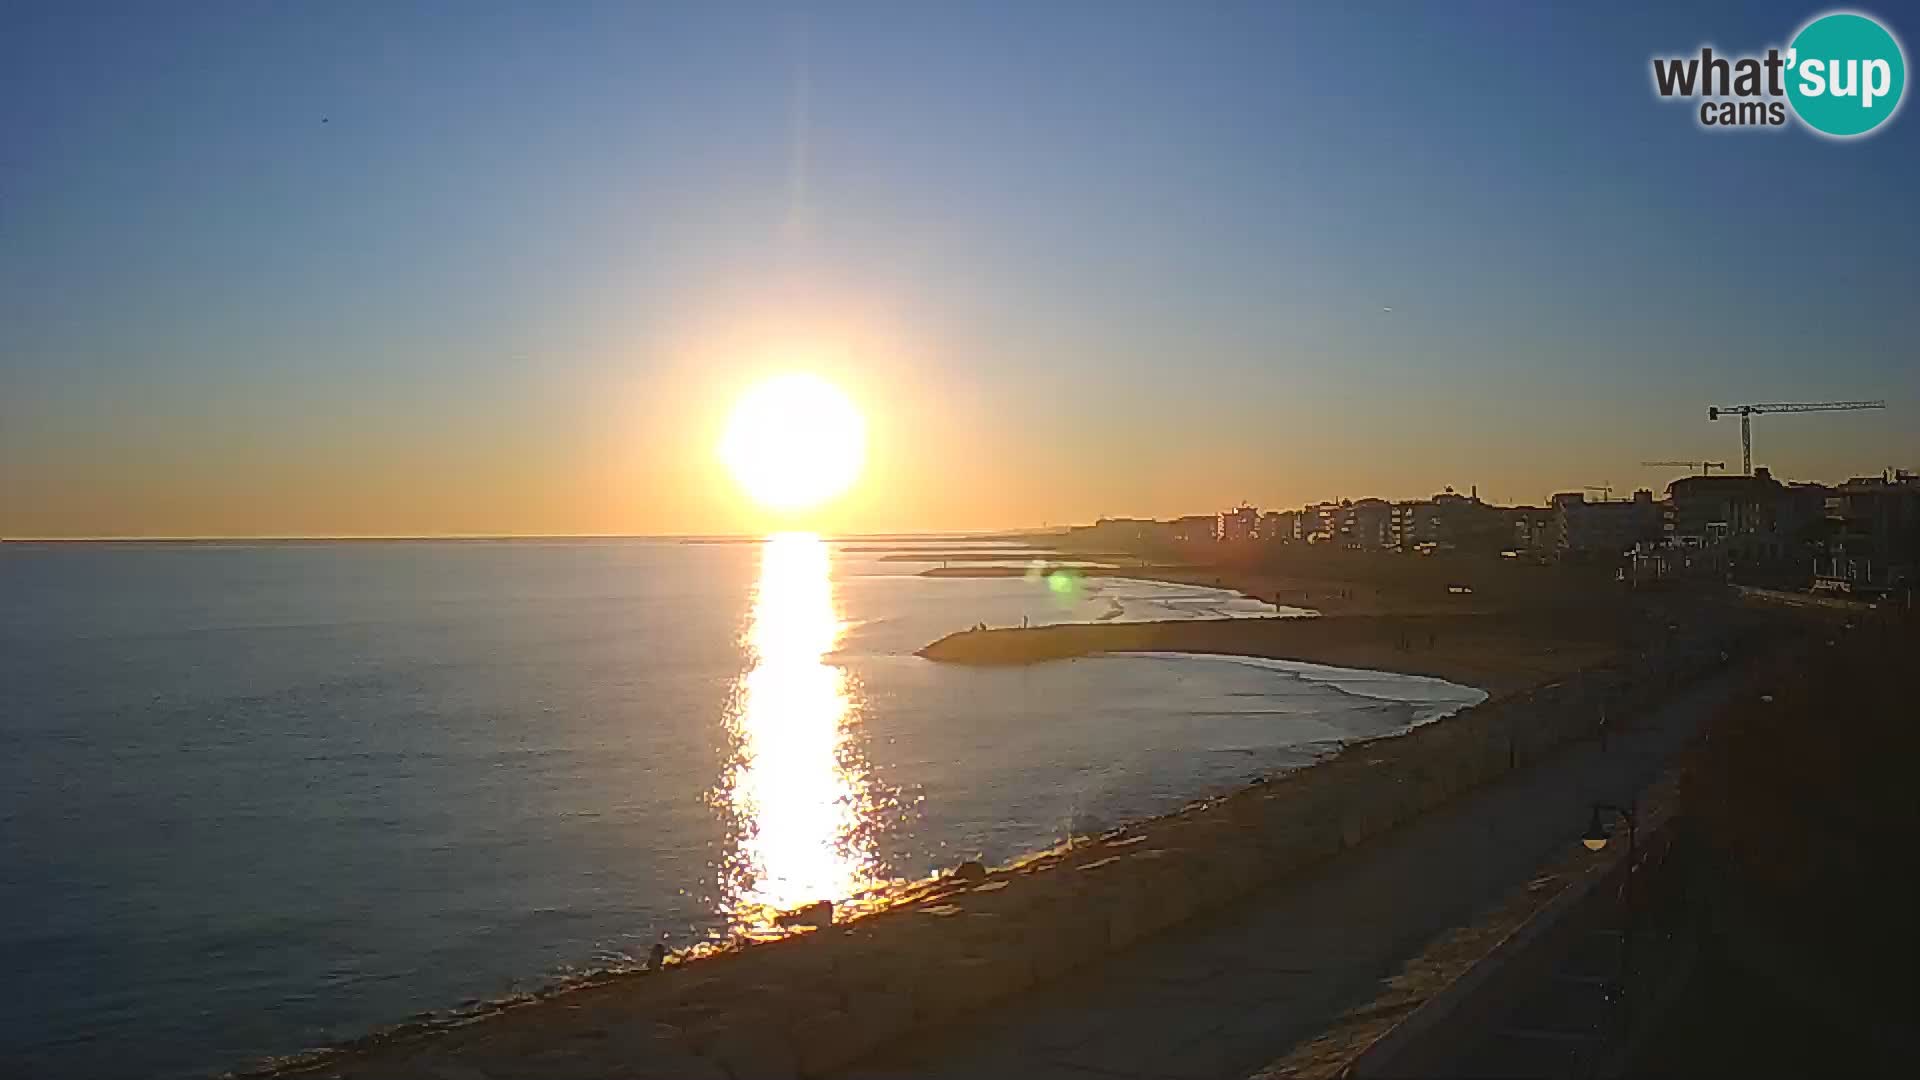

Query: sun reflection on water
<box><xmin>711</xmin><ymin>533</ymin><xmax>888</xmax><ymax>932</ymax></box>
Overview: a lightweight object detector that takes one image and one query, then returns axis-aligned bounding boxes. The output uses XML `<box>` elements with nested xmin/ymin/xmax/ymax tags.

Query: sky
<box><xmin>3</xmin><ymin>1</ymin><xmax>1916</xmax><ymax>538</ymax></box>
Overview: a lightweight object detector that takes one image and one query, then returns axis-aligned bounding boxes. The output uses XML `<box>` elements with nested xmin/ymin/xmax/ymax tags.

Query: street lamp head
<box><xmin>1582</xmin><ymin>807</ymin><xmax>1610</xmax><ymax>852</ymax></box>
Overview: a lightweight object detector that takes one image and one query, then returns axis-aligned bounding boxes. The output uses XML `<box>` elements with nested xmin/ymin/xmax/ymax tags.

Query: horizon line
<box><xmin>0</xmin><ymin>529</ymin><xmax>1056</xmax><ymax>544</ymax></box>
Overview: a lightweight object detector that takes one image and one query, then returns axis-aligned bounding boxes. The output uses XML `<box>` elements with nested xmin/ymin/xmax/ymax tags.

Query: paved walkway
<box><xmin>838</xmin><ymin>668</ymin><xmax>1744</xmax><ymax>1080</ymax></box>
<box><xmin>1437</xmin><ymin>925</ymin><xmax>1635</xmax><ymax>1078</ymax></box>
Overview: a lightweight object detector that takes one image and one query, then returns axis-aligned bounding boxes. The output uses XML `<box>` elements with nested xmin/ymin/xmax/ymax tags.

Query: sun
<box><xmin>720</xmin><ymin>374</ymin><xmax>867</xmax><ymax>512</ymax></box>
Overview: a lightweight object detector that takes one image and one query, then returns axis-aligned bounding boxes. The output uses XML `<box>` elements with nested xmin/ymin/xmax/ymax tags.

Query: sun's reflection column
<box><xmin>711</xmin><ymin>533</ymin><xmax>884</xmax><ymax>931</ymax></box>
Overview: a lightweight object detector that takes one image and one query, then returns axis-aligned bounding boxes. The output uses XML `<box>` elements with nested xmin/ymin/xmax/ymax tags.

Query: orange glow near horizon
<box><xmin>710</xmin><ymin>532</ymin><xmax>885</xmax><ymax>931</ymax></box>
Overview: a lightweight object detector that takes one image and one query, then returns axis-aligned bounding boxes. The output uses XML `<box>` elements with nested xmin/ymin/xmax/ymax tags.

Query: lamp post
<box><xmin>1583</xmin><ymin>800</ymin><xmax>1639</xmax><ymax>1063</ymax></box>
<box><xmin>1582</xmin><ymin>801</ymin><xmax>1636</xmax><ymax>857</ymax></box>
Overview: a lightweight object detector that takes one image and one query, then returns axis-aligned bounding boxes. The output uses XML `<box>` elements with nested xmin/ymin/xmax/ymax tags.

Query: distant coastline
<box><xmin>904</xmin><ymin>545</ymin><xmax>1633</xmax><ymax>695</ymax></box>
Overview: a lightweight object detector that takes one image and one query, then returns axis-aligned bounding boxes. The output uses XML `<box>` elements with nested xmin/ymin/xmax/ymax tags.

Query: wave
<box><xmin>1125</xmin><ymin>651</ymin><xmax>1489</xmax><ymax>725</ymax></box>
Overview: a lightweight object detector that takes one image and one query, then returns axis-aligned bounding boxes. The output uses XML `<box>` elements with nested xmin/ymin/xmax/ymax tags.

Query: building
<box><xmin>1340</xmin><ymin>498</ymin><xmax>1393</xmax><ymax>549</ymax></box>
<box><xmin>1261</xmin><ymin>510</ymin><xmax>1297</xmax><ymax>543</ymax></box>
<box><xmin>1219</xmin><ymin>504</ymin><xmax>1259</xmax><ymax>544</ymax></box>
<box><xmin>1428</xmin><ymin>489</ymin><xmax>1506</xmax><ymax>553</ymax></box>
<box><xmin>1389</xmin><ymin>488</ymin><xmax>1507</xmax><ymax>553</ymax></box>
<box><xmin>1390</xmin><ymin>501</ymin><xmax>1433</xmax><ymax>551</ymax></box>
<box><xmin>1066</xmin><ymin>517</ymin><xmax>1177</xmax><ymax>551</ymax></box>
<box><xmin>1171</xmin><ymin>514</ymin><xmax>1218</xmax><ymax>545</ymax></box>
<box><xmin>1667</xmin><ymin>467</ymin><xmax>1828</xmax><ymax>576</ymax></box>
<box><xmin>1553</xmin><ymin>489</ymin><xmax>1663</xmax><ymax>556</ymax></box>
<box><xmin>1668</xmin><ymin>468</ymin><xmax>1789</xmax><ymax>545</ymax></box>
<box><xmin>1432</xmin><ymin>490</ymin><xmax>1511</xmax><ymax>554</ymax></box>
<box><xmin>1821</xmin><ymin>470</ymin><xmax>1920</xmax><ymax>592</ymax></box>
<box><xmin>1511</xmin><ymin>506</ymin><xmax>1557</xmax><ymax>556</ymax></box>
<box><xmin>1297</xmin><ymin>503</ymin><xmax>1339</xmax><ymax>544</ymax></box>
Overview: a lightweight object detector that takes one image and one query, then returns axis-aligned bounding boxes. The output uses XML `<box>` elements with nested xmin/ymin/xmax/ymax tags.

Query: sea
<box><xmin>0</xmin><ymin>536</ymin><xmax>1485</xmax><ymax>1079</ymax></box>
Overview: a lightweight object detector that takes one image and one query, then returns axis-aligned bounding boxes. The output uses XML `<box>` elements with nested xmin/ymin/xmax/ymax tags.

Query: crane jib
<box><xmin>1706</xmin><ymin>400</ymin><xmax>1887</xmax><ymax>474</ymax></box>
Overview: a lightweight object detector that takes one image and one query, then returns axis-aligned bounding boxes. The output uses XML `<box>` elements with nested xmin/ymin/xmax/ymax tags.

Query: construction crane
<box><xmin>1708</xmin><ymin>401</ymin><xmax>1886</xmax><ymax>475</ymax></box>
<box><xmin>1642</xmin><ymin>460</ymin><xmax>1727</xmax><ymax>475</ymax></box>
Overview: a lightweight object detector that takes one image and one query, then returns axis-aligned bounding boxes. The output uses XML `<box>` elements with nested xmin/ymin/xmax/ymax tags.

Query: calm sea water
<box><xmin>0</xmin><ymin>538</ymin><xmax>1482</xmax><ymax>1079</ymax></box>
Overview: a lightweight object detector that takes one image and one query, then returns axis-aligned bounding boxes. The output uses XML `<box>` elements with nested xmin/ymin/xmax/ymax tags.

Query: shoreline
<box><xmin>916</xmin><ymin>611</ymin><xmax>1617</xmax><ymax>697</ymax></box>
<box><xmin>243</xmin><ymin>610</ymin><xmax>1751</xmax><ymax>1080</ymax></box>
<box><xmin>233</xmin><ymin>555</ymin><xmax>1648</xmax><ymax>1078</ymax></box>
<box><xmin>232</xmin><ymin>552</ymin><xmax>1670</xmax><ymax>1078</ymax></box>
<box><xmin>238</xmin><ymin>640</ymin><xmax>1498</xmax><ymax>1077</ymax></box>
<box><xmin>241</xmin><ymin>587</ymin><xmax>1663</xmax><ymax>1079</ymax></box>
<box><xmin>1126</xmin><ymin>651</ymin><xmax>1490</xmax><ymax>723</ymax></box>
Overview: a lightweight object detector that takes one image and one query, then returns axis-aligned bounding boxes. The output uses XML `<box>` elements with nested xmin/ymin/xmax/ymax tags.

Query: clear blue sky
<box><xmin>3</xmin><ymin>1</ymin><xmax>1915</xmax><ymax>536</ymax></box>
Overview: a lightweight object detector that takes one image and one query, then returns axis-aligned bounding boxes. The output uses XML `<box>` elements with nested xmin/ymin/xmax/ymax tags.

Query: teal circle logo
<box><xmin>1786</xmin><ymin>12</ymin><xmax>1906</xmax><ymax>137</ymax></box>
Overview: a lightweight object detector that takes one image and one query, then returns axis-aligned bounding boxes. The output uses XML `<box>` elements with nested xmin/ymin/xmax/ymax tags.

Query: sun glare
<box><xmin>720</xmin><ymin>374</ymin><xmax>866</xmax><ymax>512</ymax></box>
<box><xmin>711</xmin><ymin>532</ymin><xmax>885</xmax><ymax>930</ymax></box>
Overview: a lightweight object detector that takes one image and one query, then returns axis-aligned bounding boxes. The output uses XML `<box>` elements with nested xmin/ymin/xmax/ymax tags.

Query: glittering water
<box><xmin>0</xmin><ymin>538</ymin><xmax>1478</xmax><ymax>1079</ymax></box>
<box><xmin>709</xmin><ymin>534</ymin><xmax>888</xmax><ymax>928</ymax></box>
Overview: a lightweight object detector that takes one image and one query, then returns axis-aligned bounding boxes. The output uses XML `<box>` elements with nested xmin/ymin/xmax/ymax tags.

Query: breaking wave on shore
<box><xmin>1143</xmin><ymin>653</ymin><xmax>1491</xmax><ymax>724</ymax></box>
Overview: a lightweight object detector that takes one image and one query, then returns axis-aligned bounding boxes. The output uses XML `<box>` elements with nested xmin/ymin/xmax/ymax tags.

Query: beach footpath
<box><xmin>838</xmin><ymin>649</ymin><xmax>1760</xmax><ymax>1079</ymax></box>
<box><xmin>245</xmin><ymin>611</ymin><xmax>1770</xmax><ymax>1080</ymax></box>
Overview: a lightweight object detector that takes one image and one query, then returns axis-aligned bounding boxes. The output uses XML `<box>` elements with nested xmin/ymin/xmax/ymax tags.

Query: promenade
<box><xmin>837</xmin><ymin>667</ymin><xmax>1744</xmax><ymax>1080</ymax></box>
